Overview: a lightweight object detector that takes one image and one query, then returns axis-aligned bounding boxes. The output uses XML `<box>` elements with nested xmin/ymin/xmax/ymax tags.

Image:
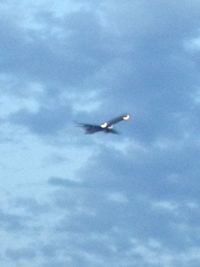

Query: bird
<box><xmin>77</xmin><ymin>113</ymin><xmax>130</xmax><ymax>134</ymax></box>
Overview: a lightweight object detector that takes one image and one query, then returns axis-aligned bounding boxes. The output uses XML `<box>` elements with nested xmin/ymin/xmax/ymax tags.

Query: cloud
<box><xmin>0</xmin><ymin>6</ymin><xmax>112</xmax><ymax>90</ymax></box>
<box><xmin>48</xmin><ymin>176</ymin><xmax>81</xmax><ymax>187</ymax></box>
<box><xmin>0</xmin><ymin>209</ymin><xmax>28</xmax><ymax>232</ymax></box>
<box><xmin>1</xmin><ymin>1</ymin><xmax>200</xmax><ymax>267</ymax></box>
<box><xmin>14</xmin><ymin>197</ymin><xmax>50</xmax><ymax>216</ymax></box>
<box><xmin>151</xmin><ymin>200</ymin><xmax>179</xmax><ymax>213</ymax></box>
<box><xmin>106</xmin><ymin>192</ymin><xmax>129</xmax><ymax>204</ymax></box>
<box><xmin>5</xmin><ymin>247</ymin><xmax>36</xmax><ymax>261</ymax></box>
<box><xmin>9</xmin><ymin>105</ymin><xmax>71</xmax><ymax>136</ymax></box>
<box><xmin>127</xmin><ymin>238</ymin><xmax>200</xmax><ymax>267</ymax></box>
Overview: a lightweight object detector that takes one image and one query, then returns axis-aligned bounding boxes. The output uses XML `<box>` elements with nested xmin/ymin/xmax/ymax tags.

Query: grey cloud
<box><xmin>41</xmin><ymin>261</ymin><xmax>68</xmax><ymax>267</ymax></box>
<box><xmin>1</xmin><ymin>1</ymin><xmax>200</xmax><ymax>267</ymax></box>
<box><xmin>8</xmin><ymin>104</ymin><xmax>71</xmax><ymax>135</ymax></box>
<box><xmin>51</xmin><ymin>187</ymin><xmax>176</xmax><ymax>250</ymax></box>
<box><xmin>49</xmin><ymin>140</ymin><xmax>199</xmax><ymax>249</ymax></box>
<box><xmin>2</xmin><ymin>0</ymin><xmax>200</xmax><ymax>144</ymax></box>
<box><xmin>40</xmin><ymin>244</ymin><xmax>57</xmax><ymax>258</ymax></box>
<box><xmin>0</xmin><ymin>9</ymin><xmax>112</xmax><ymax>89</ymax></box>
<box><xmin>5</xmin><ymin>247</ymin><xmax>36</xmax><ymax>261</ymax></box>
<box><xmin>14</xmin><ymin>197</ymin><xmax>50</xmax><ymax>216</ymax></box>
<box><xmin>81</xmin><ymin>142</ymin><xmax>200</xmax><ymax>200</ymax></box>
<box><xmin>93</xmin><ymin>1</ymin><xmax>200</xmax><ymax>142</ymax></box>
<box><xmin>48</xmin><ymin>176</ymin><xmax>81</xmax><ymax>187</ymax></box>
<box><xmin>0</xmin><ymin>209</ymin><xmax>28</xmax><ymax>232</ymax></box>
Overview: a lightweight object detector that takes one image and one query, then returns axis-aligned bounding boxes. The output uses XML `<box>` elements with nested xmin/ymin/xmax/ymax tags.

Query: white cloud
<box><xmin>61</xmin><ymin>90</ymin><xmax>102</xmax><ymax>114</ymax></box>
<box><xmin>151</xmin><ymin>200</ymin><xmax>179</xmax><ymax>216</ymax></box>
<box><xmin>0</xmin><ymin>77</ymin><xmax>44</xmax><ymax>118</ymax></box>
<box><xmin>107</xmin><ymin>192</ymin><xmax>128</xmax><ymax>204</ymax></box>
<box><xmin>186</xmin><ymin>201</ymin><xmax>199</xmax><ymax>209</ymax></box>
<box><xmin>128</xmin><ymin>237</ymin><xmax>200</xmax><ymax>266</ymax></box>
<box><xmin>96</xmin><ymin>137</ymin><xmax>147</xmax><ymax>156</ymax></box>
<box><xmin>191</xmin><ymin>87</ymin><xmax>200</xmax><ymax>105</ymax></box>
<box><xmin>0</xmin><ymin>95</ymin><xmax>39</xmax><ymax>118</ymax></box>
<box><xmin>0</xmin><ymin>127</ymin><xmax>97</xmax><ymax>197</ymax></box>
<box><xmin>0</xmin><ymin>0</ymin><xmax>84</xmax><ymax>27</ymax></box>
<box><xmin>151</xmin><ymin>199</ymin><xmax>199</xmax><ymax>218</ymax></box>
<box><xmin>184</xmin><ymin>36</ymin><xmax>200</xmax><ymax>52</ymax></box>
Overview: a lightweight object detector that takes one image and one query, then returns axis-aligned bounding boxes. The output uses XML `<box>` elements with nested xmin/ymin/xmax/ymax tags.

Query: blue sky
<box><xmin>1</xmin><ymin>0</ymin><xmax>200</xmax><ymax>266</ymax></box>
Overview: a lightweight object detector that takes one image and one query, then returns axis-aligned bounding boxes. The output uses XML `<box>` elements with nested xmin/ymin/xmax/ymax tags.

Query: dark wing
<box><xmin>107</xmin><ymin>128</ymin><xmax>119</xmax><ymax>134</ymax></box>
<box><xmin>76</xmin><ymin>123</ymin><xmax>102</xmax><ymax>134</ymax></box>
<box><xmin>101</xmin><ymin>113</ymin><xmax>130</xmax><ymax>127</ymax></box>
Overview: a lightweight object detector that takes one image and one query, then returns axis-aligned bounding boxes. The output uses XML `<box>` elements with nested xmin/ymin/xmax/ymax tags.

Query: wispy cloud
<box><xmin>1</xmin><ymin>1</ymin><xmax>200</xmax><ymax>266</ymax></box>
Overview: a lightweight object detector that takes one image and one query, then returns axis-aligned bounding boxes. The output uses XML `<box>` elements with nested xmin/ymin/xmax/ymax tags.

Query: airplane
<box><xmin>77</xmin><ymin>113</ymin><xmax>130</xmax><ymax>134</ymax></box>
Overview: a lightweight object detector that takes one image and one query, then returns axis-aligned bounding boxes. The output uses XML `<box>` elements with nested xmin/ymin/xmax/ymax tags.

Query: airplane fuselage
<box><xmin>78</xmin><ymin>113</ymin><xmax>130</xmax><ymax>134</ymax></box>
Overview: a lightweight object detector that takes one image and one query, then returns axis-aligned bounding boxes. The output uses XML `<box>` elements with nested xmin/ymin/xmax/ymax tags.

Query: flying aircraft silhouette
<box><xmin>77</xmin><ymin>113</ymin><xmax>130</xmax><ymax>134</ymax></box>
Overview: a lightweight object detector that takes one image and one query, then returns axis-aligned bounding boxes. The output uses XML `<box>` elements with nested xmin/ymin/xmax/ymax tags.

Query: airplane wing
<box><xmin>101</xmin><ymin>113</ymin><xmax>130</xmax><ymax>127</ymax></box>
<box><xmin>107</xmin><ymin>128</ymin><xmax>119</xmax><ymax>134</ymax></box>
<box><xmin>76</xmin><ymin>123</ymin><xmax>102</xmax><ymax>134</ymax></box>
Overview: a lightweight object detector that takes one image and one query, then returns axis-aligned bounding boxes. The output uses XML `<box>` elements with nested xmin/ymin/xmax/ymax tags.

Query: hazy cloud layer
<box><xmin>1</xmin><ymin>1</ymin><xmax>200</xmax><ymax>266</ymax></box>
